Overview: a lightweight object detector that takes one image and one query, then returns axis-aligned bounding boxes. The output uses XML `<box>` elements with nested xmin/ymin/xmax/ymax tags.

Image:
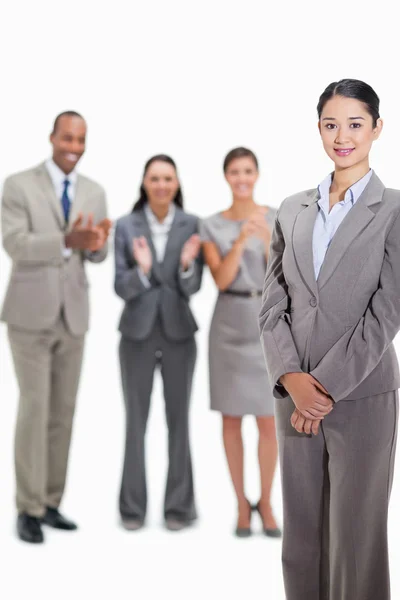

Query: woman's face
<box><xmin>224</xmin><ymin>156</ymin><xmax>259</xmax><ymax>199</ymax></box>
<box><xmin>319</xmin><ymin>95</ymin><xmax>383</xmax><ymax>170</ymax></box>
<box><xmin>143</xmin><ymin>161</ymin><xmax>179</xmax><ymax>209</ymax></box>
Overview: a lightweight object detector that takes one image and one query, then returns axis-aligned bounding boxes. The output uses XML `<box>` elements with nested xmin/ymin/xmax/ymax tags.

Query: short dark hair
<box><xmin>223</xmin><ymin>147</ymin><xmax>259</xmax><ymax>173</ymax></box>
<box><xmin>132</xmin><ymin>154</ymin><xmax>184</xmax><ymax>212</ymax></box>
<box><xmin>317</xmin><ymin>79</ymin><xmax>380</xmax><ymax>127</ymax></box>
<box><xmin>52</xmin><ymin>111</ymin><xmax>85</xmax><ymax>134</ymax></box>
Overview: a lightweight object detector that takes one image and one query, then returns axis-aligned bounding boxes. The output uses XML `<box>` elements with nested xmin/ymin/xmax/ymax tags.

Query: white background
<box><xmin>1</xmin><ymin>1</ymin><xmax>400</xmax><ymax>598</ymax></box>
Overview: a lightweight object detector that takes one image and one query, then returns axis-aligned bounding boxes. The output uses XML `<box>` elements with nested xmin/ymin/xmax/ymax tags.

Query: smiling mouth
<box><xmin>64</xmin><ymin>153</ymin><xmax>80</xmax><ymax>162</ymax></box>
<box><xmin>334</xmin><ymin>148</ymin><xmax>355</xmax><ymax>156</ymax></box>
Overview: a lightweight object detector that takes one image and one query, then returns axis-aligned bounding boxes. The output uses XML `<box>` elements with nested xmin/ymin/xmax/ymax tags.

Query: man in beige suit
<box><xmin>1</xmin><ymin>111</ymin><xmax>111</xmax><ymax>543</ymax></box>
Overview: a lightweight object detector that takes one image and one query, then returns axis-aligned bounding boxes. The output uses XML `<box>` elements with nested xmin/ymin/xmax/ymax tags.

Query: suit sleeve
<box><xmin>177</xmin><ymin>219</ymin><xmax>203</xmax><ymax>298</ymax></box>
<box><xmin>1</xmin><ymin>177</ymin><xmax>64</xmax><ymax>264</ymax></box>
<box><xmin>311</xmin><ymin>208</ymin><xmax>400</xmax><ymax>402</ymax></box>
<box><xmin>114</xmin><ymin>220</ymin><xmax>150</xmax><ymax>301</ymax></box>
<box><xmin>83</xmin><ymin>188</ymin><xmax>108</xmax><ymax>264</ymax></box>
<box><xmin>259</xmin><ymin>204</ymin><xmax>303</xmax><ymax>399</ymax></box>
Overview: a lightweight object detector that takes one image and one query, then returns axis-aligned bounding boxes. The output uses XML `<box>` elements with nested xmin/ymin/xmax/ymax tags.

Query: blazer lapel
<box><xmin>68</xmin><ymin>175</ymin><xmax>89</xmax><ymax>229</ymax></box>
<box><xmin>35</xmin><ymin>163</ymin><xmax>65</xmax><ymax>229</ymax></box>
<box><xmin>162</xmin><ymin>208</ymin><xmax>187</xmax><ymax>269</ymax></box>
<box><xmin>133</xmin><ymin>210</ymin><xmax>164</xmax><ymax>282</ymax></box>
<box><xmin>317</xmin><ymin>172</ymin><xmax>384</xmax><ymax>290</ymax></box>
<box><xmin>292</xmin><ymin>190</ymin><xmax>319</xmax><ymax>297</ymax></box>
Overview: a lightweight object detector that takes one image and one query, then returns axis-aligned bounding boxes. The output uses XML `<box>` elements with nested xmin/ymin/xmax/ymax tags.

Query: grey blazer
<box><xmin>1</xmin><ymin>162</ymin><xmax>108</xmax><ymax>335</ymax></box>
<box><xmin>259</xmin><ymin>172</ymin><xmax>400</xmax><ymax>402</ymax></box>
<box><xmin>114</xmin><ymin>207</ymin><xmax>203</xmax><ymax>342</ymax></box>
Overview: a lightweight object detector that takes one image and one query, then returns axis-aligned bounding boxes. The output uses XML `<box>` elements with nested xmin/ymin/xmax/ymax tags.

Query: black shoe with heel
<box><xmin>235</xmin><ymin>500</ymin><xmax>253</xmax><ymax>538</ymax></box>
<box><xmin>253</xmin><ymin>502</ymin><xmax>282</xmax><ymax>538</ymax></box>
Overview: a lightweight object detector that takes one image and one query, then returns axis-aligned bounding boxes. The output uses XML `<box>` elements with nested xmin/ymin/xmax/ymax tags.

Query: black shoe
<box><xmin>253</xmin><ymin>502</ymin><xmax>282</xmax><ymax>538</ymax></box>
<box><xmin>17</xmin><ymin>514</ymin><xmax>44</xmax><ymax>544</ymax></box>
<box><xmin>235</xmin><ymin>500</ymin><xmax>253</xmax><ymax>538</ymax></box>
<box><xmin>42</xmin><ymin>507</ymin><xmax>78</xmax><ymax>531</ymax></box>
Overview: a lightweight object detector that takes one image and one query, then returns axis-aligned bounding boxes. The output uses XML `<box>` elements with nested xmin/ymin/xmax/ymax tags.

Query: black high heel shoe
<box><xmin>235</xmin><ymin>500</ymin><xmax>253</xmax><ymax>538</ymax></box>
<box><xmin>253</xmin><ymin>501</ymin><xmax>282</xmax><ymax>538</ymax></box>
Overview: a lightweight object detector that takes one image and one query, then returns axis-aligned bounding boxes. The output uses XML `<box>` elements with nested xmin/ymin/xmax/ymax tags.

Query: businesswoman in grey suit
<box><xmin>114</xmin><ymin>155</ymin><xmax>203</xmax><ymax>532</ymax></box>
<box><xmin>201</xmin><ymin>148</ymin><xmax>281</xmax><ymax>538</ymax></box>
<box><xmin>260</xmin><ymin>79</ymin><xmax>400</xmax><ymax>600</ymax></box>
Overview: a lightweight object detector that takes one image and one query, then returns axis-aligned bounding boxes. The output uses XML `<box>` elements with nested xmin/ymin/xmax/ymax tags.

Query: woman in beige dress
<box><xmin>200</xmin><ymin>147</ymin><xmax>280</xmax><ymax>537</ymax></box>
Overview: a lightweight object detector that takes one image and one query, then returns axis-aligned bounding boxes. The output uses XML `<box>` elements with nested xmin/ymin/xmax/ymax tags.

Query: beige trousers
<box><xmin>8</xmin><ymin>315</ymin><xmax>85</xmax><ymax>517</ymax></box>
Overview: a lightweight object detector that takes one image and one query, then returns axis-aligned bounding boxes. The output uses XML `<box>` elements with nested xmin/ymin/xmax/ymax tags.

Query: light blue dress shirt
<box><xmin>312</xmin><ymin>170</ymin><xmax>373</xmax><ymax>279</ymax></box>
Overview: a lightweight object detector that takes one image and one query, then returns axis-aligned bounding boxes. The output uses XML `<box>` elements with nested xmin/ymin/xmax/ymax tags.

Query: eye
<box><xmin>350</xmin><ymin>122</ymin><xmax>362</xmax><ymax>128</ymax></box>
<box><xmin>325</xmin><ymin>123</ymin><xmax>337</xmax><ymax>130</ymax></box>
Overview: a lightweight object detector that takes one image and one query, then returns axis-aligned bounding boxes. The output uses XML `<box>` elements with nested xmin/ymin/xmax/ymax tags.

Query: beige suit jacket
<box><xmin>1</xmin><ymin>162</ymin><xmax>108</xmax><ymax>335</ymax></box>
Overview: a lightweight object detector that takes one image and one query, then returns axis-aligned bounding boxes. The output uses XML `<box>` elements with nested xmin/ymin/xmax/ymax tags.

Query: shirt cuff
<box><xmin>61</xmin><ymin>239</ymin><xmax>72</xmax><ymax>259</ymax></box>
<box><xmin>138</xmin><ymin>266</ymin><xmax>151</xmax><ymax>288</ymax></box>
<box><xmin>179</xmin><ymin>262</ymin><xmax>194</xmax><ymax>279</ymax></box>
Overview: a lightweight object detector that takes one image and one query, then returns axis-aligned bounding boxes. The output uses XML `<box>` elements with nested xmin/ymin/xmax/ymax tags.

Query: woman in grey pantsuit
<box><xmin>260</xmin><ymin>80</ymin><xmax>399</xmax><ymax>599</ymax></box>
<box><xmin>114</xmin><ymin>155</ymin><xmax>203</xmax><ymax>532</ymax></box>
<box><xmin>201</xmin><ymin>147</ymin><xmax>281</xmax><ymax>537</ymax></box>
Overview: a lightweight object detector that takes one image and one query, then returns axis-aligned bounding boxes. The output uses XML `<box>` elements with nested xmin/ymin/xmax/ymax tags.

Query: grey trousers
<box><xmin>276</xmin><ymin>391</ymin><xmax>398</xmax><ymax>600</ymax></box>
<box><xmin>8</xmin><ymin>316</ymin><xmax>85</xmax><ymax>517</ymax></box>
<box><xmin>119</xmin><ymin>320</ymin><xmax>197</xmax><ymax>522</ymax></box>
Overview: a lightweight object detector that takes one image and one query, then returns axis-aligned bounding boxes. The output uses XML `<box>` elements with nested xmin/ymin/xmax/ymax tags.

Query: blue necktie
<box><xmin>61</xmin><ymin>179</ymin><xmax>71</xmax><ymax>223</ymax></box>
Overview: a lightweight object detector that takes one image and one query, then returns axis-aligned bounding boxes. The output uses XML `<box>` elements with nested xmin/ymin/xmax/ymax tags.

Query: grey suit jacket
<box><xmin>1</xmin><ymin>162</ymin><xmax>108</xmax><ymax>335</ymax></box>
<box><xmin>114</xmin><ymin>207</ymin><xmax>203</xmax><ymax>341</ymax></box>
<box><xmin>259</xmin><ymin>172</ymin><xmax>400</xmax><ymax>402</ymax></box>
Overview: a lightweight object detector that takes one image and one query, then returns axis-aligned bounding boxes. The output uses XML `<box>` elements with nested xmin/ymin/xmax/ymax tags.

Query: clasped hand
<box><xmin>280</xmin><ymin>372</ymin><xmax>334</xmax><ymax>435</ymax></box>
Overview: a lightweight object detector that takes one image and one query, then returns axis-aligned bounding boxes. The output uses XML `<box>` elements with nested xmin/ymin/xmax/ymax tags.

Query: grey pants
<box><xmin>119</xmin><ymin>320</ymin><xmax>197</xmax><ymax>522</ymax></box>
<box><xmin>8</xmin><ymin>316</ymin><xmax>84</xmax><ymax>517</ymax></box>
<box><xmin>276</xmin><ymin>391</ymin><xmax>398</xmax><ymax>600</ymax></box>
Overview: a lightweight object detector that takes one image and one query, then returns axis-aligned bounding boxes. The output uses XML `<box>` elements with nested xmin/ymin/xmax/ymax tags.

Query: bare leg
<box><xmin>256</xmin><ymin>416</ymin><xmax>279</xmax><ymax>529</ymax></box>
<box><xmin>222</xmin><ymin>415</ymin><xmax>251</xmax><ymax>528</ymax></box>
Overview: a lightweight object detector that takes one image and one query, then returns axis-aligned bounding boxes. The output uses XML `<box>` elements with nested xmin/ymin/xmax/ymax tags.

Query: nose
<box><xmin>334</xmin><ymin>127</ymin><xmax>350</xmax><ymax>145</ymax></box>
<box><xmin>68</xmin><ymin>138</ymin><xmax>85</xmax><ymax>154</ymax></box>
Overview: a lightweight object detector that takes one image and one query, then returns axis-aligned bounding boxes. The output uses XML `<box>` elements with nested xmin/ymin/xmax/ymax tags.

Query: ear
<box><xmin>373</xmin><ymin>118</ymin><xmax>383</xmax><ymax>140</ymax></box>
<box><xmin>318</xmin><ymin>121</ymin><xmax>322</xmax><ymax>135</ymax></box>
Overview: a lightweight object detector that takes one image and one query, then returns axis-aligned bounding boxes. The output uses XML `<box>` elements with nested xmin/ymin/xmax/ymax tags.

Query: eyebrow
<box><xmin>322</xmin><ymin>116</ymin><xmax>365</xmax><ymax>121</ymax></box>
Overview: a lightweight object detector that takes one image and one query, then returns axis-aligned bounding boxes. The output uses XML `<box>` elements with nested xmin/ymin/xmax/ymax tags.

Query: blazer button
<box><xmin>309</xmin><ymin>296</ymin><xmax>317</xmax><ymax>307</ymax></box>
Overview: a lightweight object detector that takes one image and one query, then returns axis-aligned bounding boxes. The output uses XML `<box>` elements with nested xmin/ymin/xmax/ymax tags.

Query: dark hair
<box><xmin>223</xmin><ymin>147</ymin><xmax>259</xmax><ymax>173</ymax></box>
<box><xmin>132</xmin><ymin>154</ymin><xmax>184</xmax><ymax>212</ymax></box>
<box><xmin>52</xmin><ymin>111</ymin><xmax>85</xmax><ymax>134</ymax></box>
<box><xmin>317</xmin><ymin>79</ymin><xmax>380</xmax><ymax>127</ymax></box>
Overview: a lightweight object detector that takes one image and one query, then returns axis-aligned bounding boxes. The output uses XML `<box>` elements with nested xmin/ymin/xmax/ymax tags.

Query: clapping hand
<box><xmin>238</xmin><ymin>207</ymin><xmax>271</xmax><ymax>248</ymax></box>
<box><xmin>180</xmin><ymin>234</ymin><xmax>201</xmax><ymax>271</ymax></box>
<box><xmin>133</xmin><ymin>236</ymin><xmax>152</xmax><ymax>275</ymax></box>
<box><xmin>97</xmin><ymin>218</ymin><xmax>113</xmax><ymax>240</ymax></box>
<box><xmin>248</xmin><ymin>207</ymin><xmax>271</xmax><ymax>247</ymax></box>
<box><xmin>65</xmin><ymin>213</ymin><xmax>108</xmax><ymax>251</ymax></box>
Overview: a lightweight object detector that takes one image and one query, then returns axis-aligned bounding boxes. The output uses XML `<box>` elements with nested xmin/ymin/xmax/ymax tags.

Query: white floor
<box><xmin>1</xmin><ymin>263</ymin><xmax>400</xmax><ymax>600</ymax></box>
